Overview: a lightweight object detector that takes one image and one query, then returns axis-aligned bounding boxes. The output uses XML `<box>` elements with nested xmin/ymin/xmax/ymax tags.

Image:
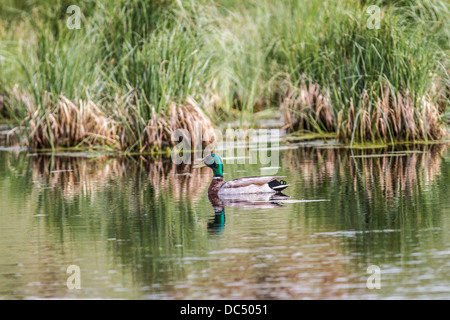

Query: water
<box><xmin>0</xmin><ymin>143</ymin><xmax>449</xmax><ymax>299</ymax></box>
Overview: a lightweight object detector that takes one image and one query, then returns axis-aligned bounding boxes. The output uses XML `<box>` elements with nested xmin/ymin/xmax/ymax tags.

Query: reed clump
<box><xmin>112</xmin><ymin>90</ymin><xmax>215</xmax><ymax>152</ymax></box>
<box><xmin>336</xmin><ymin>85</ymin><xmax>446</xmax><ymax>143</ymax></box>
<box><xmin>13</xmin><ymin>88</ymin><xmax>216</xmax><ymax>152</ymax></box>
<box><xmin>0</xmin><ymin>0</ymin><xmax>448</xmax><ymax>150</ymax></box>
<box><xmin>29</xmin><ymin>94</ymin><xmax>118</xmax><ymax>150</ymax></box>
<box><xmin>280</xmin><ymin>0</ymin><xmax>448</xmax><ymax>144</ymax></box>
<box><xmin>281</xmin><ymin>81</ymin><xmax>335</xmax><ymax>133</ymax></box>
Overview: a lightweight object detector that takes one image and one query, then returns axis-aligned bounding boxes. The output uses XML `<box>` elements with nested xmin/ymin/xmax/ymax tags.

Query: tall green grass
<box><xmin>0</xmin><ymin>0</ymin><xmax>448</xmax><ymax>151</ymax></box>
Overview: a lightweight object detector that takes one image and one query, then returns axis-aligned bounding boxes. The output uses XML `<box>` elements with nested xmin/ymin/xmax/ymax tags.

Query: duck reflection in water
<box><xmin>206</xmin><ymin>192</ymin><xmax>290</xmax><ymax>234</ymax></box>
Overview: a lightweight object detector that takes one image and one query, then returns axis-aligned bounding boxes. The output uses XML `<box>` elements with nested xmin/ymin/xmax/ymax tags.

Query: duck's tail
<box><xmin>268</xmin><ymin>179</ymin><xmax>290</xmax><ymax>192</ymax></box>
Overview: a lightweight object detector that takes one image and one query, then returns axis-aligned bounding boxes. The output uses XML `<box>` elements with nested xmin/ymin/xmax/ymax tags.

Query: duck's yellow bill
<box><xmin>193</xmin><ymin>162</ymin><xmax>206</xmax><ymax>169</ymax></box>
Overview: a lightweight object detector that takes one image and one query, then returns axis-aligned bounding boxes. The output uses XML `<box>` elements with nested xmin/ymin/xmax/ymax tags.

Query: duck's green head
<box><xmin>193</xmin><ymin>154</ymin><xmax>223</xmax><ymax>177</ymax></box>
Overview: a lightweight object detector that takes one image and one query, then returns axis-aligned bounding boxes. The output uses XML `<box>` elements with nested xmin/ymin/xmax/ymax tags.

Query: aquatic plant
<box><xmin>279</xmin><ymin>0</ymin><xmax>448</xmax><ymax>143</ymax></box>
<box><xmin>0</xmin><ymin>0</ymin><xmax>447</xmax><ymax>150</ymax></box>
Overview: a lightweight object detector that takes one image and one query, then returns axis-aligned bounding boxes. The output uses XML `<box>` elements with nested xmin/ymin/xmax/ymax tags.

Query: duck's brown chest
<box><xmin>208</xmin><ymin>177</ymin><xmax>226</xmax><ymax>195</ymax></box>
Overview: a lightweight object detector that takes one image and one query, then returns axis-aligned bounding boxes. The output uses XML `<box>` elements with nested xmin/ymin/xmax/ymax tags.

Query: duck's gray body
<box><xmin>194</xmin><ymin>154</ymin><xmax>290</xmax><ymax>197</ymax></box>
<box><xmin>209</xmin><ymin>175</ymin><xmax>289</xmax><ymax>196</ymax></box>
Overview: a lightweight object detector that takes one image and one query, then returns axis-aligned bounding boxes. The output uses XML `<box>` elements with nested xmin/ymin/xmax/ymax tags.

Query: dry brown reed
<box><xmin>283</xmin><ymin>82</ymin><xmax>447</xmax><ymax>143</ymax></box>
<box><xmin>10</xmin><ymin>87</ymin><xmax>215</xmax><ymax>152</ymax></box>
<box><xmin>112</xmin><ymin>91</ymin><xmax>216</xmax><ymax>151</ymax></box>
<box><xmin>169</xmin><ymin>97</ymin><xmax>216</xmax><ymax>148</ymax></box>
<box><xmin>9</xmin><ymin>87</ymin><xmax>118</xmax><ymax>149</ymax></box>
<box><xmin>281</xmin><ymin>81</ymin><xmax>335</xmax><ymax>133</ymax></box>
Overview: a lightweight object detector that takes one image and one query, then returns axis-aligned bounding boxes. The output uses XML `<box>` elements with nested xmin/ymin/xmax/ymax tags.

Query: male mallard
<box><xmin>193</xmin><ymin>154</ymin><xmax>289</xmax><ymax>196</ymax></box>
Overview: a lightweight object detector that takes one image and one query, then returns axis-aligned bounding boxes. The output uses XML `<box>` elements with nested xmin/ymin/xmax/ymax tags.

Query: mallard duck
<box><xmin>193</xmin><ymin>154</ymin><xmax>289</xmax><ymax>196</ymax></box>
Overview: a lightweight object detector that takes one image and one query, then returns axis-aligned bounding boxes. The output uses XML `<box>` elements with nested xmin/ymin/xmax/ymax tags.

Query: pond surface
<box><xmin>0</xmin><ymin>142</ymin><xmax>449</xmax><ymax>299</ymax></box>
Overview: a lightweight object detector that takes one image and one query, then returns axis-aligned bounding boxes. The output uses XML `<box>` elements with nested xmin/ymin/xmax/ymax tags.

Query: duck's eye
<box><xmin>204</xmin><ymin>156</ymin><xmax>215</xmax><ymax>166</ymax></box>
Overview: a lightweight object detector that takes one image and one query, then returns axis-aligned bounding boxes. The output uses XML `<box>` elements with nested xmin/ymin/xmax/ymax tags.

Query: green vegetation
<box><xmin>0</xmin><ymin>0</ymin><xmax>448</xmax><ymax>151</ymax></box>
